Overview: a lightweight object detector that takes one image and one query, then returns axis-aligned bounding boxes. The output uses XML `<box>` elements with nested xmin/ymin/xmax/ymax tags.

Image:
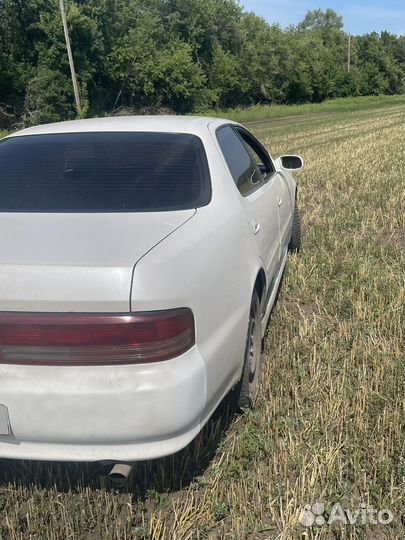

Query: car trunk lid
<box><xmin>0</xmin><ymin>211</ymin><xmax>194</xmax><ymax>312</ymax></box>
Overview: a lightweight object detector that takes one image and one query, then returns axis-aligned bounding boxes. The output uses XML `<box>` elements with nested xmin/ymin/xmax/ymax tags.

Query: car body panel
<box><xmin>0</xmin><ymin>210</ymin><xmax>194</xmax><ymax>312</ymax></box>
<box><xmin>238</xmin><ymin>176</ymin><xmax>280</xmax><ymax>277</ymax></box>
<box><xmin>269</xmin><ymin>172</ymin><xmax>294</xmax><ymax>252</ymax></box>
<box><xmin>0</xmin><ymin>346</ymin><xmax>206</xmax><ymax>461</ymax></box>
<box><xmin>131</xmin><ymin>129</ymin><xmax>260</xmax><ymax>416</ymax></box>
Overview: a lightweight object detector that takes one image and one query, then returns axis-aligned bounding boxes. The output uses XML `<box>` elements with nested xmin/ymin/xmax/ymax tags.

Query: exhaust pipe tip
<box><xmin>108</xmin><ymin>463</ymin><xmax>133</xmax><ymax>486</ymax></box>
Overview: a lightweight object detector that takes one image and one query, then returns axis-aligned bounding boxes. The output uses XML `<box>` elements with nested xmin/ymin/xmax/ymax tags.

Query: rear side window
<box><xmin>216</xmin><ymin>126</ymin><xmax>262</xmax><ymax>195</ymax></box>
<box><xmin>0</xmin><ymin>132</ymin><xmax>211</xmax><ymax>212</ymax></box>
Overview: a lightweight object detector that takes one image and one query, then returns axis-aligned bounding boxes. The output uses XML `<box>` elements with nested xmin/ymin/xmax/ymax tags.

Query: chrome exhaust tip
<box><xmin>108</xmin><ymin>463</ymin><xmax>133</xmax><ymax>486</ymax></box>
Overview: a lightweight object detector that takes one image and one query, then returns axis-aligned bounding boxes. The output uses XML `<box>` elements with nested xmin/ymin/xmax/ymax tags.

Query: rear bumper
<box><xmin>0</xmin><ymin>347</ymin><xmax>207</xmax><ymax>461</ymax></box>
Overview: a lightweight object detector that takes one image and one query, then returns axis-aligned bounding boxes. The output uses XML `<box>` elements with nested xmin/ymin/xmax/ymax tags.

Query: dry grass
<box><xmin>0</xmin><ymin>100</ymin><xmax>404</xmax><ymax>540</ymax></box>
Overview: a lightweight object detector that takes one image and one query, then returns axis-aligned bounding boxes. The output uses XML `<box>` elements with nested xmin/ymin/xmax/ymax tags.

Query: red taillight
<box><xmin>0</xmin><ymin>309</ymin><xmax>195</xmax><ymax>365</ymax></box>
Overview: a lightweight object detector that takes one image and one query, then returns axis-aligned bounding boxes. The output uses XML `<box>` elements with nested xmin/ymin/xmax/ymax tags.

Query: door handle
<box><xmin>251</xmin><ymin>219</ymin><xmax>261</xmax><ymax>235</ymax></box>
<box><xmin>277</xmin><ymin>196</ymin><xmax>282</xmax><ymax>207</ymax></box>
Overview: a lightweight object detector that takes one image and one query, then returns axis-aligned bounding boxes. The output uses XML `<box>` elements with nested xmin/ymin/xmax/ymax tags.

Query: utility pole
<box><xmin>59</xmin><ymin>0</ymin><xmax>82</xmax><ymax>116</ymax></box>
<box><xmin>347</xmin><ymin>34</ymin><xmax>351</xmax><ymax>73</ymax></box>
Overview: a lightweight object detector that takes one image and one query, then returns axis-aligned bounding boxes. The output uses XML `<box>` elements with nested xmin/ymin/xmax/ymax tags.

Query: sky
<box><xmin>240</xmin><ymin>0</ymin><xmax>405</xmax><ymax>35</ymax></box>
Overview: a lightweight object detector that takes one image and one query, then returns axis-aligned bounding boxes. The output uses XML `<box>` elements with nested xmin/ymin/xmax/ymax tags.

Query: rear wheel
<box><xmin>289</xmin><ymin>199</ymin><xmax>301</xmax><ymax>252</ymax></box>
<box><xmin>232</xmin><ymin>291</ymin><xmax>262</xmax><ymax>411</ymax></box>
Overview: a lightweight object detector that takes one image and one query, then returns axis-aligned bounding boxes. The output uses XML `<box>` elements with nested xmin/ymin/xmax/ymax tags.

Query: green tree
<box><xmin>0</xmin><ymin>1</ymin><xmax>403</xmax><ymax>122</ymax></box>
<box><xmin>23</xmin><ymin>66</ymin><xmax>76</xmax><ymax>124</ymax></box>
<box><xmin>298</xmin><ymin>8</ymin><xmax>343</xmax><ymax>32</ymax></box>
<box><xmin>107</xmin><ymin>9</ymin><xmax>207</xmax><ymax>112</ymax></box>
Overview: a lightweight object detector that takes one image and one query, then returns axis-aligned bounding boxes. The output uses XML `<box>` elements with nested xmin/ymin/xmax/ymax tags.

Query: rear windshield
<box><xmin>0</xmin><ymin>132</ymin><xmax>211</xmax><ymax>212</ymax></box>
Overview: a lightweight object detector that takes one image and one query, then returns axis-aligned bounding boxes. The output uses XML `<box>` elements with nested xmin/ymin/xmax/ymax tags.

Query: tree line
<box><xmin>0</xmin><ymin>0</ymin><xmax>404</xmax><ymax>126</ymax></box>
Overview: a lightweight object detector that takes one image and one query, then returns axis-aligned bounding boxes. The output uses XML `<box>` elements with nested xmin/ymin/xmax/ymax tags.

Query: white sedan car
<box><xmin>0</xmin><ymin>116</ymin><xmax>302</xmax><ymax>462</ymax></box>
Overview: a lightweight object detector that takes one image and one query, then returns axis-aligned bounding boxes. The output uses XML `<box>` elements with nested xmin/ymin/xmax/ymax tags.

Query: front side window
<box><xmin>0</xmin><ymin>132</ymin><xmax>211</xmax><ymax>212</ymax></box>
<box><xmin>236</xmin><ymin>129</ymin><xmax>274</xmax><ymax>178</ymax></box>
<box><xmin>217</xmin><ymin>126</ymin><xmax>262</xmax><ymax>195</ymax></box>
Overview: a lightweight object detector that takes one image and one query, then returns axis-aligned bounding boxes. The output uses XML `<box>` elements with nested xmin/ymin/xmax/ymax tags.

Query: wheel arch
<box><xmin>253</xmin><ymin>268</ymin><xmax>267</xmax><ymax>315</ymax></box>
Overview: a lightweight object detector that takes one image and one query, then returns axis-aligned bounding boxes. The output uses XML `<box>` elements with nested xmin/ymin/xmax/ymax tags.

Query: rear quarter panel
<box><xmin>131</xmin><ymin>131</ymin><xmax>262</xmax><ymax>419</ymax></box>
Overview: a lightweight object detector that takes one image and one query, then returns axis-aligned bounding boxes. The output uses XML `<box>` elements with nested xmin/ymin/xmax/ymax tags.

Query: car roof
<box><xmin>8</xmin><ymin>115</ymin><xmax>238</xmax><ymax>138</ymax></box>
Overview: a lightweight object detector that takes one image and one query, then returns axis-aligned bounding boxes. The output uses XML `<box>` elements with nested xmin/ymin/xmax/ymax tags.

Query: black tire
<box><xmin>289</xmin><ymin>199</ymin><xmax>301</xmax><ymax>252</ymax></box>
<box><xmin>232</xmin><ymin>291</ymin><xmax>262</xmax><ymax>411</ymax></box>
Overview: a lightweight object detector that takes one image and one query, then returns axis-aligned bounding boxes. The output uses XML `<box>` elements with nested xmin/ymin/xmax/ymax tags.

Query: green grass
<box><xmin>0</xmin><ymin>97</ymin><xmax>404</xmax><ymax>540</ymax></box>
<box><xmin>201</xmin><ymin>94</ymin><xmax>405</xmax><ymax>123</ymax></box>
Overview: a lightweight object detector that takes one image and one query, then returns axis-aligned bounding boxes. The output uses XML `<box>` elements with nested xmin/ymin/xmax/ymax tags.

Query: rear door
<box><xmin>216</xmin><ymin>126</ymin><xmax>280</xmax><ymax>282</ymax></box>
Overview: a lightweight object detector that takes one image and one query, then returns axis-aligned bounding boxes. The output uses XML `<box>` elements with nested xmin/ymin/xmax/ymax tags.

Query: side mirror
<box><xmin>279</xmin><ymin>155</ymin><xmax>304</xmax><ymax>171</ymax></box>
